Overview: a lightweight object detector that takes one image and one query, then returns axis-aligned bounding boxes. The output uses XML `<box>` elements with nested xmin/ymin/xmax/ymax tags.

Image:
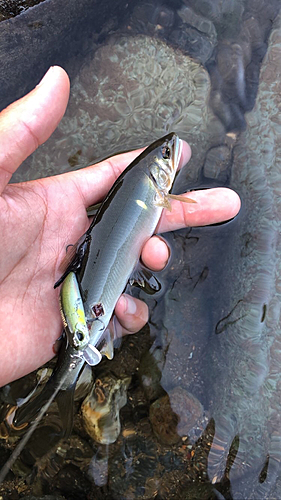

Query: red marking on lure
<box><xmin>92</xmin><ymin>302</ymin><xmax>105</xmax><ymax>318</ymax></box>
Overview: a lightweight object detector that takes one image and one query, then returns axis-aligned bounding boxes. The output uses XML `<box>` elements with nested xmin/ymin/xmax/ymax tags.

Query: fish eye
<box><xmin>162</xmin><ymin>146</ymin><xmax>171</xmax><ymax>159</ymax></box>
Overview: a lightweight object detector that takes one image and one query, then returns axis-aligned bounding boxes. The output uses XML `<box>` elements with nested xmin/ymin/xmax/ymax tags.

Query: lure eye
<box><xmin>76</xmin><ymin>331</ymin><xmax>84</xmax><ymax>341</ymax></box>
<box><xmin>162</xmin><ymin>146</ymin><xmax>171</xmax><ymax>159</ymax></box>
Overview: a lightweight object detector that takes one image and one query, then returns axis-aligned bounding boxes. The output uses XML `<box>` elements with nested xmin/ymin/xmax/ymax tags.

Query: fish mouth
<box><xmin>171</xmin><ymin>133</ymin><xmax>181</xmax><ymax>172</ymax></box>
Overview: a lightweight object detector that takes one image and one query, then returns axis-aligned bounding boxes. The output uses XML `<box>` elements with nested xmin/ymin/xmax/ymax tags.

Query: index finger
<box><xmin>157</xmin><ymin>187</ymin><xmax>241</xmax><ymax>233</ymax></box>
<box><xmin>141</xmin><ymin>187</ymin><xmax>241</xmax><ymax>271</ymax></box>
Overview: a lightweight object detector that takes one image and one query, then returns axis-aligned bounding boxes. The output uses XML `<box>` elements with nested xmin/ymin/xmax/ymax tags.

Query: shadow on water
<box><xmin>1</xmin><ymin>0</ymin><xmax>281</xmax><ymax>498</ymax></box>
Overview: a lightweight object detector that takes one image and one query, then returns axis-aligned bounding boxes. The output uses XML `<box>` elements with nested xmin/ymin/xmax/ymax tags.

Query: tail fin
<box><xmin>0</xmin><ymin>345</ymin><xmax>84</xmax><ymax>484</ymax></box>
<box><xmin>56</xmin><ymin>384</ymin><xmax>75</xmax><ymax>439</ymax></box>
<box><xmin>14</xmin><ymin>381</ymin><xmax>55</xmax><ymax>428</ymax></box>
<box><xmin>14</xmin><ymin>340</ymin><xmax>83</xmax><ymax>430</ymax></box>
<box><xmin>0</xmin><ymin>370</ymin><xmax>67</xmax><ymax>484</ymax></box>
<box><xmin>14</xmin><ymin>380</ymin><xmax>76</xmax><ymax>439</ymax></box>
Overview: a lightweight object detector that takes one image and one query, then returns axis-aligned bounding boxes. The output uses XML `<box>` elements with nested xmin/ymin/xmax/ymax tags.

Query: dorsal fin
<box><xmin>54</xmin><ymin>233</ymin><xmax>91</xmax><ymax>288</ymax></box>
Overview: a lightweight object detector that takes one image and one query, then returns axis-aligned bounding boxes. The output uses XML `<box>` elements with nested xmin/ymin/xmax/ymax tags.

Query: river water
<box><xmin>1</xmin><ymin>1</ymin><xmax>281</xmax><ymax>499</ymax></box>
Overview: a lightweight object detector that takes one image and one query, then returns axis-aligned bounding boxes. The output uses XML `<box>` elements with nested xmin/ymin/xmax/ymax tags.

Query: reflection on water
<box><xmin>1</xmin><ymin>0</ymin><xmax>281</xmax><ymax>498</ymax></box>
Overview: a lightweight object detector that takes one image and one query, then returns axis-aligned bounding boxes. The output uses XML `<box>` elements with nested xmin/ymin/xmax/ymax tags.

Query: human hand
<box><xmin>0</xmin><ymin>66</ymin><xmax>241</xmax><ymax>386</ymax></box>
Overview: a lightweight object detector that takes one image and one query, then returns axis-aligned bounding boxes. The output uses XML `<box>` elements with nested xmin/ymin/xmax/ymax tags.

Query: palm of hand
<box><xmin>0</xmin><ymin>177</ymin><xmax>89</xmax><ymax>380</ymax></box>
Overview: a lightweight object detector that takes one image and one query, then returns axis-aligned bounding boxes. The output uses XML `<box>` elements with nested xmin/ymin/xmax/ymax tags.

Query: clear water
<box><xmin>1</xmin><ymin>0</ymin><xmax>281</xmax><ymax>498</ymax></box>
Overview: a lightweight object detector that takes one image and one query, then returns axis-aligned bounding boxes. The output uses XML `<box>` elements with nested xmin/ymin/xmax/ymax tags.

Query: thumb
<box><xmin>0</xmin><ymin>66</ymin><xmax>70</xmax><ymax>194</ymax></box>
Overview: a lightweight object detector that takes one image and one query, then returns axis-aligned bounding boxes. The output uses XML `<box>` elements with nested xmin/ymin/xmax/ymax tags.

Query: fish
<box><xmin>11</xmin><ymin>133</ymin><xmax>192</xmax><ymax>439</ymax></box>
<box><xmin>54</xmin><ymin>132</ymin><xmax>188</xmax><ymax>364</ymax></box>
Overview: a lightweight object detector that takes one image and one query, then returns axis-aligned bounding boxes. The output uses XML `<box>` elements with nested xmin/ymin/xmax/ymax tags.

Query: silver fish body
<box><xmin>77</xmin><ymin>132</ymin><xmax>181</xmax><ymax>352</ymax></box>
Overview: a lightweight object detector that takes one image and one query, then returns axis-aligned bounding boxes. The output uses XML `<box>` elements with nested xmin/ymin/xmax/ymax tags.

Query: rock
<box><xmin>81</xmin><ymin>372</ymin><xmax>131</xmax><ymax>444</ymax></box>
<box><xmin>149</xmin><ymin>387</ymin><xmax>204</xmax><ymax>445</ymax></box>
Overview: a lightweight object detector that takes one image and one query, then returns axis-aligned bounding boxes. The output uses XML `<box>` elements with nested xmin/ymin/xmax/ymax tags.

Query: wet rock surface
<box><xmin>0</xmin><ymin>0</ymin><xmax>45</xmax><ymax>22</ymax></box>
<box><xmin>206</xmin><ymin>13</ymin><xmax>281</xmax><ymax>498</ymax></box>
<box><xmin>124</xmin><ymin>0</ymin><xmax>280</xmax><ymax>131</ymax></box>
<box><xmin>0</xmin><ymin>0</ymin><xmax>132</xmax><ymax>111</ymax></box>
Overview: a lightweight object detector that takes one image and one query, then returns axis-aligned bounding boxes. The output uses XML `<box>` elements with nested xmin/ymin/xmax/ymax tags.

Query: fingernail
<box><xmin>37</xmin><ymin>66</ymin><xmax>55</xmax><ymax>87</ymax></box>
<box><xmin>122</xmin><ymin>295</ymin><xmax>137</xmax><ymax>315</ymax></box>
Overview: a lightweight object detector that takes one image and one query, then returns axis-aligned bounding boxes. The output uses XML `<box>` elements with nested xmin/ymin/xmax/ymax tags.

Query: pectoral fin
<box><xmin>168</xmin><ymin>193</ymin><xmax>197</xmax><ymax>204</ymax></box>
<box><xmin>154</xmin><ymin>190</ymin><xmax>172</xmax><ymax>210</ymax></box>
<box><xmin>56</xmin><ymin>385</ymin><xmax>75</xmax><ymax>438</ymax></box>
<box><xmin>129</xmin><ymin>263</ymin><xmax>161</xmax><ymax>294</ymax></box>
<box><xmin>100</xmin><ymin>329</ymin><xmax>114</xmax><ymax>360</ymax></box>
<box><xmin>154</xmin><ymin>192</ymin><xmax>197</xmax><ymax>211</ymax></box>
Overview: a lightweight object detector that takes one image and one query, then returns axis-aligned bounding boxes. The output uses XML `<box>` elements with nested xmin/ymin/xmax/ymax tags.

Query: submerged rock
<box><xmin>173</xmin><ymin>5</ymin><xmax>217</xmax><ymax>63</ymax></box>
<box><xmin>141</xmin><ymin>9</ymin><xmax>281</xmax><ymax>500</ymax></box>
<box><xmin>81</xmin><ymin>372</ymin><xmax>131</xmax><ymax>445</ymax></box>
<box><xmin>205</xmin><ymin>12</ymin><xmax>281</xmax><ymax>498</ymax></box>
<box><xmin>207</xmin><ymin>0</ymin><xmax>280</xmax><ymax>131</ymax></box>
<box><xmin>0</xmin><ymin>0</ymin><xmax>130</xmax><ymax>112</ymax></box>
<box><xmin>149</xmin><ymin>387</ymin><xmax>204</xmax><ymax>445</ymax></box>
<box><xmin>107</xmin><ymin>418</ymin><xmax>161</xmax><ymax>500</ymax></box>
<box><xmin>14</xmin><ymin>34</ymin><xmax>224</xmax><ymax>182</ymax></box>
